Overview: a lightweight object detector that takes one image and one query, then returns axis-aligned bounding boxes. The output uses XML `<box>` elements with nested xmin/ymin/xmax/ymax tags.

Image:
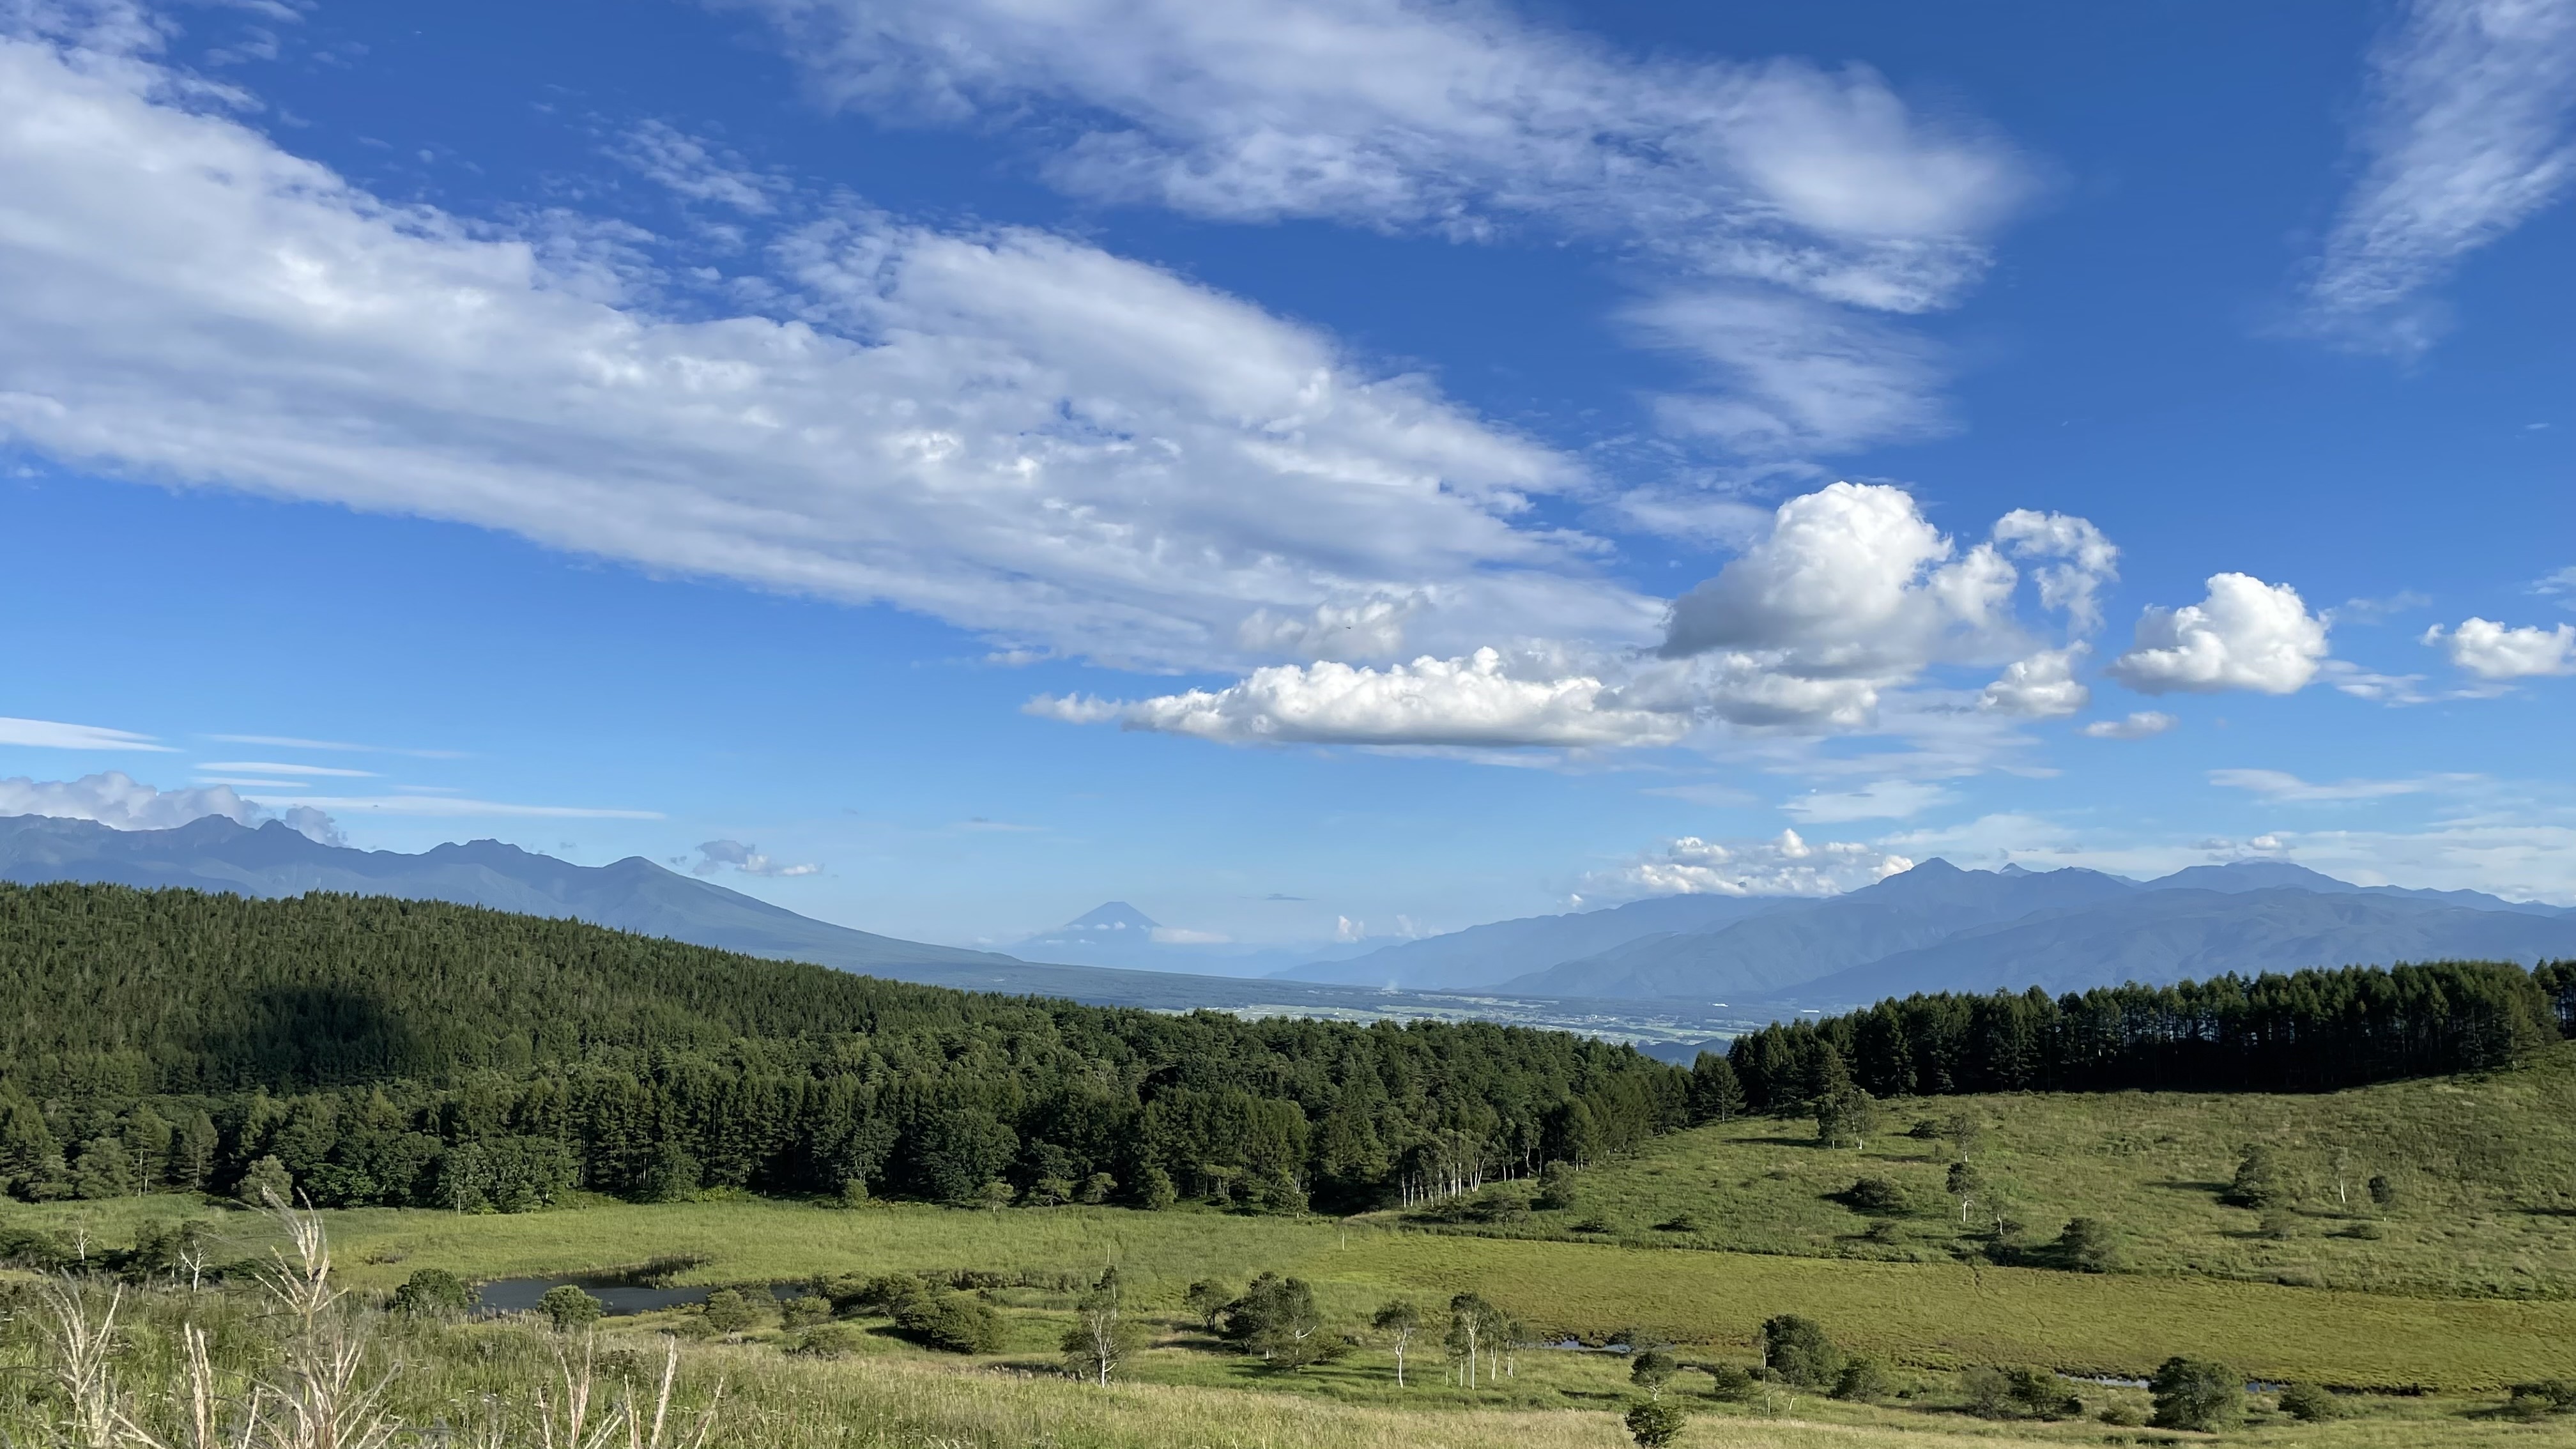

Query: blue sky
<box><xmin>1</xmin><ymin>0</ymin><xmax>2570</xmax><ymax>949</ymax></box>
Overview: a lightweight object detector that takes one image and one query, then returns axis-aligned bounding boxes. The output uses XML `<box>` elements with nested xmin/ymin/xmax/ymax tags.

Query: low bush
<box><xmin>2276</xmin><ymin>1381</ymin><xmax>2342</xmax><ymax>1422</ymax></box>
<box><xmin>2149</xmin><ymin>1356</ymin><xmax>2244</xmax><ymax>1432</ymax></box>
<box><xmin>1703</xmin><ymin>1363</ymin><xmax>1757</xmax><ymax>1402</ymax></box>
<box><xmin>1831</xmin><ymin>1356</ymin><xmax>1890</xmax><ymax>1402</ymax></box>
<box><xmin>1839</xmin><ymin>1177</ymin><xmax>1910</xmax><ymax>1217</ymax></box>
<box><xmin>896</xmin><ymin>1290</ymin><xmax>1007</xmax><ymax>1354</ymax></box>
<box><xmin>784</xmin><ymin>1322</ymin><xmax>862</xmax><ymax>1359</ymax></box>
<box><xmin>2504</xmin><ymin>1379</ymin><xmax>2576</xmax><ymax>1420</ymax></box>
<box><xmin>390</xmin><ymin>1268</ymin><xmax>472</xmax><ymax>1319</ymax></box>
<box><xmin>537</xmin><ymin>1284</ymin><xmax>602</xmax><ymax>1332</ymax></box>
<box><xmin>1623</xmin><ymin>1400</ymin><xmax>1687</xmax><ymax>1448</ymax></box>
<box><xmin>1759</xmin><ymin>1314</ymin><xmax>1840</xmax><ymax>1389</ymax></box>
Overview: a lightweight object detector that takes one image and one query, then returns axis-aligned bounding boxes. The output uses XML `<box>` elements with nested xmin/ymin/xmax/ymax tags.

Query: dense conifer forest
<box><xmin>1724</xmin><ymin>961</ymin><xmax>2573</xmax><ymax>1112</ymax></box>
<box><xmin>0</xmin><ymin>883</ymin><xmax>1682</xmax><ymax>1213</ymax></box>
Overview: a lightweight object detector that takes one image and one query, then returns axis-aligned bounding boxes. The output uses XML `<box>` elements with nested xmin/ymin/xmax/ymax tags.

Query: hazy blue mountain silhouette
<box><xmin>0</xmin><ymin>813</ymin><xmax>1011</xmax><ymax>970</ymax></box>
<box><xmin>1279</xmin><ymin>857</ymin><xmax>2573</xmax><ymax>1004</ymax></box>
<box><xmin>1771</xmin><ymin>885</ymin><xmax>2576</xmax><ymax>1008</ymax></box>
<box><xmin>1274</xmin><ymin>893</ymin><xmax>1790</xmax><ymax>990</ymax></box>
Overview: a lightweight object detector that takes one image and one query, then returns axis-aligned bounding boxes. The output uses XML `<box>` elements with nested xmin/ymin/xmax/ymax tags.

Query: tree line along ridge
<box><xmin>0</xmin><ymin>881</ymin><xmax>2567</xmax><ymax>1214</ymax></box>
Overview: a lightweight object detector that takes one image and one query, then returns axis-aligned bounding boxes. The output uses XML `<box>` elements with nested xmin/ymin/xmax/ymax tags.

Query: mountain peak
<box><xmin>1055</xmin><ymin>901</ymin><xmax>1160</xmax><ymax>933</ymax></box>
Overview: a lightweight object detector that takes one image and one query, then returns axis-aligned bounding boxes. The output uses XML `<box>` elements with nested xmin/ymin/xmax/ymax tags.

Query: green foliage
<box><xmin>0</xmin><ymin>882</ymin><xmax>1682</xmax><ymax>1215</ymax></box>
<box><xmin>2226</xmin><ymin>1146</ymin><xmax>2285</xmax><ymax>1208</ymax></box>
<box><xmin>703</xmin><ymin>1289</ymin><xmax>761</xmax><ymax>1337</ymax></box>
<box><xmin>1627</xmin><ymin>1347</ymin><xmax>1676</xmax><ymax>1399</ymax></box>
<box><xmin>535</xmin><ymin>1284</ymin><xmax>602</xmax><ymax>1331</ymax></box>
<box><xmin>236</xmin><ymin>1154</ymin><xmax>293</xmax><ymax>1207</ymax></box>
<box><xmin>1223</xmin><ymin>1273</ymin><xmax>1339</xmax><ymax>1368</ymax></box>
<box><xmin>895</xmin><ymin>1290</ymin><xmax>1005</xmax><ymax>1354</ymax></box>
<box><xmin>1813</xmin><ymin>1087</ymin><xmax>1882</xmax><ymax>1149</ymax></box>
<box><xmin>1532</xmin><ymin>1159</ymin><xmax>1579</xmax><ymax>1211</ymax></box>
<box><xmin>1759</xmin><ymin>1314</ymin><xmax>1840</xmax><ymax>1388</ymax></box>
<box><xmin>2504</xmin><ymin>1379</ymin><xmax>2576</xmax><ymax>1420</ymax></box>
<box><xmin>1831</xmin><ymin>1356</ymin><xmax>1889</xmax><ymax>1401</ymax></box>
<box><xmin>2276</xmin><ymin>1380</ymin><xmax>2342</xmax><ymax>1421</ymax></box>
<box><xmin>1840</xmin><ymin>1176</ymin><xmax>1910</xmax><ymax>1217</ymax></box>
<box><xmin>778</xmin><ymin>1294</ymin><xmax>832</xmax><ymax>1329</ymax></box>
<box><xmin>1703</xmin><ymin>1362</ymin><xmax>1756</xmax><ymax>1401</ymax></box>
<box><xmin>783</xmin><ymin>1322</ymin><xmax>861</xmax><ymax>1359</ymax></box>
<box><xmin>390</xmin><ymin>1268</ymin><xmax>472</xmax><ymax>1319</ymax></box>
<box><xmin>1959</xmin><ymin>1365</ymin><xmax>2076</xmax><ymax>1420</ymax></box>
<box><xmin>2368</xmin><ymin>1172</ymin><xmax>2398</xmax><ymax>1208</ymax></box>
<box><xmin>2053</xmin><ymin>1216</ymin><xmax>2120</xmax><ymax>1272</ymax></box>
<box><xmin>1730</xmin><ymin>962</ymin><xmax>2557</xmax><ymax>1108</ymax></box>
<box><xmin>1183</xmin><ymin>1279</ymin><xmax>1231</xmax><ymax>1333</ymax></box>
<box><xmin>2148</xmin><ymin>1355</ymin><xmax>2244</xmax><ymax>1432</ymax></box>
<box><xmin>1621</xmin><ymin>1399</ymin><xmax>1687</xmax><ymax>1448</ymax></box>
<box><xmin>1686</xmin><ymin>1052</ymin><xmax>1743</xmax><ymax>1124</ymax></box>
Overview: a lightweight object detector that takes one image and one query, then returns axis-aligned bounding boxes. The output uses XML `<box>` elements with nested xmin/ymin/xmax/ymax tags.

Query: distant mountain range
<box><xmin>0</xmin><ymin>812</ymin><xmax>1015</xmax><ymax>970</ymax></box>
<box><xmin>9</xmin><ymin>810</ymin><xmax>2571</xmax><ymax>1021</ymax></box>
<box><xmin>1276</xmin><ymin>857</ymin><xmax>2576</xmax><ymax>1008</ymax></box>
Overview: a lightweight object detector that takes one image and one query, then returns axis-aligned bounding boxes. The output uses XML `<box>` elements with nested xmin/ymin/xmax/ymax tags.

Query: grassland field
<box><xmin>11</xmin><ymin>1047</ymin><xmax>2576</xmax><ymax>1445</ymax></box>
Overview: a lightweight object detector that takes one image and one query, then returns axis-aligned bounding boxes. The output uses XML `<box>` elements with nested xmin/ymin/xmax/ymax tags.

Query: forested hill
<box><xmin>0</xmin><ymin>882</ymin><xmax>1682</xmax><ymax>1214</ymax></box>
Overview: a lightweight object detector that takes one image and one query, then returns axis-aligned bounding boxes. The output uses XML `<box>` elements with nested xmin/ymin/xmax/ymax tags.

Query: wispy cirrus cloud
<box><xmin>0</xmin><ymin>715</ymin><xmax>174</xmax><ymax>751</ymax></box>
<box><xmin>2207</xmin><ymin>767</ymin><xmax>2480</xmax><ymax>803</ymax></box>
<box><xmin>2300</xmin><ymin>0</ymin><xmax>2576</xmax><ymax>354</ymax></box>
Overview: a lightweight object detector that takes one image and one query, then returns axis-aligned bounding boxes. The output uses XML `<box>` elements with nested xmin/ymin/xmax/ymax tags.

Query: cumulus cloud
<box><xmin>1042</xmin><ymin>481</ymin><xmax>2122</xmax><ymax>749</ymax></box>
<box><xmin>692</xmin><ymin>838</ymin><xmax>822</xmax><ymax>877</ymax></box>
<box><xmin>0</xmin><ymin>27</ymin><xmax>1654</xmax><ymax>675</ymax></box>
<box><xmin>2423</xmin><ymin>617</ymin><xmax>2576</xmax><ymax>678</ymax></box>
<box><xmin>0</xmin><ymin>714</ymin><xmax>174</xmax><ymax>751</ymax></box>
<box><xmin>2302</xmin><ymin>0</ymin><xmax>2576</xmax><ymax>353</ymax></box>
<box><xmin>1033</xmin><ymin>647</ymin><xmax>1693</xmax><ymax>748</ymax></box>
<box><xmin>1584</xmin><ymin>829</ymin><xmax>1913</xmax><ymax>900</ymax></box>
<box><xmin>741</xmin><ymin>0</ymin><xmax>2027</xmax><ymax>310</ymax></box>
<box><xmin>1979</xmin><ymin>647</ymin><xmax>2089</xmax><ymax>719</ymax></box>
<box><xmin>0</xmin><ymin>769</ymin><xmax>342</xmax><ymax>841</ymax></box>
<box><xmin>2108</xmin><ymin>573</ymin><xmax>2330</xmax><ymax>694</ymax></box>
<box><xmin>2078</xmin><ymin>710</ymin><xmax>2177</xmax><ymax>740</ymax></box>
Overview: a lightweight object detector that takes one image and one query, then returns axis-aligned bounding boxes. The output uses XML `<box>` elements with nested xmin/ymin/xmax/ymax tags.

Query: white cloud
<box><xmin>1991</xmin><ymin>509</ymin><xmax>2119</xmax><ymax>632</ymax></box>
<box><xmin>247</xmin><ymin>794</ymin><xmax>664</xmax><ymax>821</ymax></box>
<box><xmin>742</xmin><ymin>0</ymin><xmax>2027</xmax><ymax>312</ymax></box>
<box><xmin>2302</xmin><ymin>0</ymin><xmax>2576</xmax><ymax>353</ymax></box>
<box><xmin>692</xmin><ymin>838</ymin><xmax>821</xmax><ymax>877</ymax></box>
<box><xmin>206</xmin><ymin>733</ymin><xmax>467</xmax><ymax>758</ymax></box>
<box><xmin>0</xmin><ymin>714</ymin><xmax>174</xmax><ymax>751</ymax></box>
<box><xmin>2423</xmin><ymin>617</ymin><xmax>2576</xmax><ymax>678</ymax></box>
<box><xmin>2535</xmin><ymin>564</ymin><xmax>2576</xmax><ymax>601</ymax></box>
<box><xmin>610</xmin><ymin>119</ymin><xmax>786</xmax><ymax>214</ymax></box>
<box><xmin>1148</xmin><ymin>925</ymin><xmax>1230</xmax><ymax>945</ymax></box>
<box><xmin>1034</xmin><ymin>647</ymin><xmax>1692</xmax><ymax>749</ymax></box>
<box><xmin>2207</xmin><ymin>767</ymin><xmax>2476</xmax><ymax>803</ymax></box>
<box><xmin>2078</xmin><ymin>710</ymin><xmax>2177</xmax><ymax>740</ymax></box>
<box><xmin>2107</xmin><ymin>573</ymin><xmax>2330</xmax><ymax>694</ymax></box>
<box><xmin>1781</xmin><ymin>779</ymin><xmax>1953</xmax><ymax>823</ymax></box>
<box><xmin>197</xmin><ymin>760</ymin><xmax>380</xmax><ymax>778</ymax></box>
<box><xmin>0</xmin><ymin>29</ymin><xmax>1655</xmax><ymax>675</ymax></box>
<box><xmin>1586</xmin><ymin>828</ymin><xmax>1913</xmax><ymax>900</ymax></box>
<box><xmin>1624</xmin><ymin>288</ymin><xmax>1947</xmax><ymax>457</ymax></box>
<box><xmin>1234</xmin><ymin>593</ymin><xmax>1422</xmax><ymax>661</ymax></box>
<box><xmin>0</xmin><ymin>769</ymin><xmax>341</xmax><ymax>841</ymax></box>
<box><xmin>1979</xmin><ymin>646</ymin><xmax>2089</xmax><ymax>719</ymax></box>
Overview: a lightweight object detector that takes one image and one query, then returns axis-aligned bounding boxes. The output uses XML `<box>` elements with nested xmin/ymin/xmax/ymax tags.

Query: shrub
<box><xmin>2097</xmin><ymin>1402</ymin><xmax>2148</xmax><ymax>1427</ymax></box>
<box><xmin>785</xmin><ymin>1323</ymin><xmax>861</xmax><ymax>1359</ymax></box>
<box><xmin>390</xmin><ymin>1268</ymin><xmax>473</xmax><ymax>1320</ymax></box>
<box><xmin>1705</xmin><ymin>1363</ymin><xmax>1757</xmax><ymax>1401</ymax></box>
<box><xmin>1832</xmin><ymin>1356</ymin><xmax>1890</xmax><ymax>1402</ymax></box>
<box><xmin>2225</xmin><ymin>1148</ymin><xmax>2283</xmax><ymax>1208</ymax></box>
<box><xmin>2055</xmin><ymin>1216</ymin><xmax>2122</xmax><ymax>1272</ymax></box>
<box><xmin>2367</xmin><ymin>1173</ymin><xmax>2398</xmax><ymax>1208</ymax></box>
<box><xmin>1629</xmin><ymin>1347</ymin><xmax>1678</xmax><ymax>1399</ymax></box>
<box><xmin>1651</xmin><ymin>1212</ymin><xmax>1699</xmax><ymax>1233</ymax></box>
<box><xmin>1623</xmin><ymin>1399</ymin><xmax>1688</xmax><ymax>1448</ymax></box>
<box><xmin>2339</xmin><ymin>1220</ymin><xmax>2383</xmax><ymax>1240</ymax></box>
<box><xmin>1183</xmin><ymin>1279</ymin><xmax>1232</xmax><ymax>1333</ymax></box>
<box><xmin>537</xmin><ymin>1284</ymin><xmax>602</xmax><ymax>1332</ymax></box>
<box><xmin>1134</xmin><ymin>1165</ymin><xmax>1177</xmax><ymax>1211</ymax></box>
<box><xmin>1961</xmin><ymin>1366</ymin><xmax>2014</xmax><ymax>1418</ymax></box>
<box><xmin>2149</xmin><ymin>1356</ymin><xmax>2244</xmax><ymax>1432</ymax></box>
<box><xmin>236</xmin><ymin>1154</ymin><xmax>293</xmax><ymax>1208</ymax></box>
<box><xmin>1077</xmin><ymin>1171</ymin><xmax>1116</xmax><ymax>1205</ymax></box>
<box><xmin>1759</xmin><ymin>1314</ymin><xmax>1840</xmax><ymax>1389</ymax></box>
<box><xmin>1841</xmin><ymin>1177</ymin><xmax>1910</xmax><ymax>1217</ymax></box>
<box><xmin>2276</xmin><ymin>1381</ymin><xmax>2342</xmax><ymax>1422</ymax></box>
<box><xmin>2504</xmin><ymin>1379</ymin><xmax>2576</xmax><ymax>1420</ymax></box>
<box><xmin>1533</xmin><ymin>1160</ymin><xmax>1580</xmax><ymax>1211</ymax></box>
<box><xmin>779</xmin><ymin>1294</ymin><xmax>832</xmax><ymax>1328</ymax></box>
<box><xmin>2257</xmin><ymin>1206</ymin><xmax>2299</xmax><ymax>1239</ymax></box>
<box><xmin>898</xmin><ymin>1291</ymin><xmax>1005</xmax><ymax>1354</ymax></box>
<box><xmin>702</xmin><ymin>1289</ymin><xmax>761</xmax><ymax>1338</ymax></box>
<box><xmin>1962</xmin><ymin>1365</ymin><xmax>2079</xmax><ymax>1420</ymax></box>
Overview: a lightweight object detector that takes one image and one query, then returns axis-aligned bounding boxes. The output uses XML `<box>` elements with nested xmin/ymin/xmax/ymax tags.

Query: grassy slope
<box><xmin>22</xmin><ymin>1190</ymin><xmax>2572</xmax><ymax>1391</ymax></box>
<box><xmin>1456</xmin><ymin>1040</ymin><xmax>2576</xmax><ymax>1299</ymax></box>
